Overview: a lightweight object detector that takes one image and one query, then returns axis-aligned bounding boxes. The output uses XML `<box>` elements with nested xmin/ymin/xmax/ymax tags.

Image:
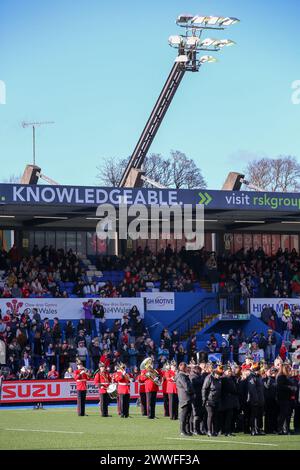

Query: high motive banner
<box><xmin>0</xmin><ymin>380</ymin><xmax>162</xmax><ymax>403</ymax></box>
<box><xmin>140</xmin><ymin>292</ymin><xmax>175</xmax><ymax>311</ymax></box>
<box><xmin>0</xmin><ymin>297</ymin><xmax>144</xmax><ymax>320</ymax></box>
<box><xmin>249</xmin><ymin>297</ymin><xmax>300</xmax><ymax>318</ymax></box>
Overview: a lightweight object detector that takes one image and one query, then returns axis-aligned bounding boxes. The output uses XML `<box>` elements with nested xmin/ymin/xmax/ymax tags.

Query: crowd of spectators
<box><xmin>0</xmin><ymin>244</ymin><xmax>198</xmax><ymax>299</ymax></box>
<box><xmin>204</xmin><ymin>246</ymin><xmax>300</xmax><ymax>299</ymax></box>
<box><xmin>0</xmin><ymin>301</ymin><xmax>162</xmax><ymax>380</ymax></box>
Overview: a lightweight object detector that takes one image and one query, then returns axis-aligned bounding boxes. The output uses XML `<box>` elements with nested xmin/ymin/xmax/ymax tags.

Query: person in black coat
<box><xmin>202</xmin><ymin>364</ymin><xmax>223</xmax><ymax>437</ymax></box>
<box><xmin>189</xmin><ymin>364</ymin><xmax>205</xmax><ymax>435</ymax></box>
<box><xmin>246</xmin><ymin>363</ymin><xmax>265</xmax><ymax>436</ymax></box>
<box><xmin>276</xmin><ymin>363</ymin><xmax>297</xmax><ymax>435</ymax></box>
<box><xmin>263</xmin><ymin>367</ymin><xmax>278</xmax><ymax>434</ymax></box>
<box><xmin>175</xmin><ymin>362</ymin><xmax>194</xmax><ymax>436</ymax></box>
<box><xmin>221</xmin><ymin>366</ymin><xmax>239</xmax><ymax>436</ymax></box>
<box><xmin>237</xmin><ymin>365</ymin><xmax>251</xmax><ymax>433</ymax></box>
<box><xmin>289</xmin><ymin>368</ymin><xmax>299</xmax><ymax>434</ymax></box>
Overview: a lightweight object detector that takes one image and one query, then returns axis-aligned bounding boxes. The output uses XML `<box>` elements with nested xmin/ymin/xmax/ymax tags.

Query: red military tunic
<box><xmin>165</xmin><ymin>369</ymin><xmax>177</xmax><ymax>394</ymax></box>
<box><xmin>141</xmin><ymin>369</ymin><xmax>161</xmax><ymax>393</ymax></box>
<box><xmin>161</xmin><ymin>370</ymin><xmax>168</xmax><ymax>394</ymax></box>
<box><xmin>114</xmin><ymin>371</ymin><xmax>132</xmax><ymax>394</ymax></box>
<box><xmin>73</xmin><ymin>370</ymin><xmax>89</xmax><ymax>391</ymax></box>
<box><xmin>136</xmin><ymin>373</ymin><xmax>146</xmax><ymax>394</ymax></box>
<box><xmin>94</xmin><ymin>371</ymin><xmax>111</xmax><ymax>394</ymax></box>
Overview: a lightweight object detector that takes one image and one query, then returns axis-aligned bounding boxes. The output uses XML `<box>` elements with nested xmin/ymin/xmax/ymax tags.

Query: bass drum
<box><xmin>107</xmin><ymin>383</ymin><xmax>118</xmax><ymax>399</ymax></box>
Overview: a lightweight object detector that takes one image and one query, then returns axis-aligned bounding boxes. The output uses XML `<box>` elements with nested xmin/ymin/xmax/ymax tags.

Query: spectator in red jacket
<box><xmin>47</xmin><ymin>365</ymin><xmax>59</xmax><ymax>379</ymax></box>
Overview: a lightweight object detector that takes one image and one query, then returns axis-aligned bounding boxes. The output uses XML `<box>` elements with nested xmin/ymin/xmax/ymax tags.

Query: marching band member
<box><xmin>73</xmin><ymin>361</ymin><xmax>91</xmax><ymax>417</ymax></box>
<box><xmin>114</xmin><ymin>363</ymin><xmax>132</xmax><ymax>418</ymax></box>
<box><xmin>140</xmin><ymin>358</ymin><xmax>161</xmax><ymax>419</ymax></box>
<box><xmin>165</xmin><ymin>360</ymin><xmax>178</xmax><ymax>420</ymax></box>
<box><xmin>111</xmin><ymin>367</ymin><xmax>121</xmax><ymax>415</ymax></box>
<box><xmin>161</xmin><ymin>362</ymin><xmax>170</xmax><ymax>417</ymax></box>
<box><xmin>94</xmin><ymin>362</ymin><xmax>111</xmax><ymax>417</ymax></box>
<box><xmin>136</xmin><ymin>370</ymin><xmax>147</xmax><ymax>416</ymax></box>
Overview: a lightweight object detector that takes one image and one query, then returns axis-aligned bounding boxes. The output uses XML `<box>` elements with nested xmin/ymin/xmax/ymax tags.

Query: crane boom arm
<box><xmin>119</xmin><ymin>61</ymin><xmax>186</xmax><ymax>187</ymax></box>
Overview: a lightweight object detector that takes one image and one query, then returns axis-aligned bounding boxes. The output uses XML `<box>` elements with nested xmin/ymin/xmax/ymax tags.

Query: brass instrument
<box><xmin>116</xmin><ymin>362</ymin><xmax>132</xmax><ymax>382</ymax></box>
<box><xmin>140</xmin><ymin>357</ymin><xmax>161</xmax><ymax>386</ymax></box>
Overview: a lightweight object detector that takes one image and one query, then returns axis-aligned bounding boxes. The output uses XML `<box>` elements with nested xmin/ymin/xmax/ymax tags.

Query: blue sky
<box><xmin>1</xmin><ymin>0</ymin><xmax>300</xmax><ymax>189</ymax></box>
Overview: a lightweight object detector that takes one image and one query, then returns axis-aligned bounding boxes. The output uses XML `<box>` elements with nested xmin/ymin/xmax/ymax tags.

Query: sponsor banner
<box><xmin>2</xmin><ymin>183</ymin><xmax>300</xmax><ymax>211</ymax></box>
<box><xmin>249</xmin><ymin>298</ymin><xmax>300</xmax><ymax>318</ymax></box>
<box><xmin>0</xmin><ymin>380</ymin><xmax>162</xmax><ymax>403</ymax></box>
<box><xmin>140</xmin><ymin>292</ymin><xmax>175</xmax><ymax>311</ymax></box>
<box><xmin>0</xmin><ymin>297</ymin><xmax>144</xmax><ymax>320</ymax></box>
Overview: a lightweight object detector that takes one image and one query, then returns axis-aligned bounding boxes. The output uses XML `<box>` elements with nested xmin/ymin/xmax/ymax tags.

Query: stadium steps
<box><xmin>181</xmin><ymin>313</ymin><xmax>219</xmax><ymax>339</ymax></box>
<box><xmin>199</xmin><ymin>278</ymin><xmax>212</xmax><ymax>292</ymax></box>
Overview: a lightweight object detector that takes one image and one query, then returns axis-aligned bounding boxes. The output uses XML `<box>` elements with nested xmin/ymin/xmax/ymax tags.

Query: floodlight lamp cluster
<box><xmin>176</xmin><ymin>15</ymin><xmax>240</xmax><ymax>28</ymax></box>
<box><xmin>168</xmin><ymin>35</ymin><xmax>235</xmax><ymax>51</ymax></box>
<box><xmin>169</xmin><ymin>13</ymin><xmax>239</xmax><ymax>71</ymax></box>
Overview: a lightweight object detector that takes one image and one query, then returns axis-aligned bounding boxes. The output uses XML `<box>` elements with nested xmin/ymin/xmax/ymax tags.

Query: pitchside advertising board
<box><xmin>2</xmin><ymin>183</ymin><xmax>300</xmax><ymax>211</ymax></box>
<box><xmin>0</xmin><ymin>297</ymin><xmax>145</xmax><ymax>320</ymax></box>
<box><xmin>249</xmin><ymin>297</ymin><xmax>300</xmax><ymax>317</ymax></box>
<box><xmin>0</xmin><ymin>380</ymin><xmax>163</xmax><ymax>403</ymax></box>
<box><xmin>0</xmin><ymin>294</ymin><xmax>176</xmax><ymax>319</ymax></box>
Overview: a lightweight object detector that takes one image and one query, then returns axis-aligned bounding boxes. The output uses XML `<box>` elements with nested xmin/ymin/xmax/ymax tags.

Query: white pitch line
<box><xmin>166</xmin><ymin>438</ymin><xmax>278</xmax><ymax>447</ymax></box>
<box><xmin>4</xmin><ymin>428</ymin><xmax>83</xmax><ymax>434</ymax></box>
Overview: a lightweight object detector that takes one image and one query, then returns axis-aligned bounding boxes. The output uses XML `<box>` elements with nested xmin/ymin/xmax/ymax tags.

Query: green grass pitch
<box><xmin>0</xmin><ymin>405</ymin><xmax>299</xmax><ymax>450</ymax></box>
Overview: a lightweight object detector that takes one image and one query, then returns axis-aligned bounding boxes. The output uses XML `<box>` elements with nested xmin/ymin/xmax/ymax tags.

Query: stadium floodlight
<box><xmin>198</xmin><ymin>38</ymin><xmax>236</xmax><ymax>49</ymax></box>
<box><xmin>176</xmin><ymin>14</ymin><xmax>194</xmax><ymax>25</ymax></box>
<box><xmin>186</xmin><ymin>36</ymin><xmax>200</xmax><ymax>47</ymax></box>
<box><xmin>175</xmin><ymin>54</ymin><xmax>189</xmax><ymax>63</ymax></box>
<box><xmin>219</xmin><ymin>17</ymin><xmax>240</xmax><ymax>26</ymax></box>
<box><xmin>199</xmin><ymin>55</ymin><xmax>218</xmax><ymax>64</ymax></box>
<box><xmin>168</xmin><ymin>35</ymin><xmax>184</xmax><ymax>47</ymax></box>
<box><xmin>176</xmin><ymin>15</ymin><xmax>240</xmax><ymax>29</ymax></box>
<box><xmin>217</xmin><ymin>39</ymin><xmax>236</xmax><ymax>47</ymax></box>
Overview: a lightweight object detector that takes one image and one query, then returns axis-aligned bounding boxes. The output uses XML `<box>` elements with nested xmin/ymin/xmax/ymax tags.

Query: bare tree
<box><xmin>96</xmin><ymin>157</ymin><xmax>128</xmax><ymax>186</ymax></box>
<box><xmin>96</xmin><ymin>150</ymin><xmax>207</xmax><ymax>189</ymax></box>
<box><xmin>245</xmin><ymin>156</ymin><xmax>300</xmax><ymax>192</ymax></box>
<box><xmin>143</xmin><ymin>153</ymin><xmax>172</xmax><ymax>187</ymax></box>
<box><xmin>170</xmin><ymin>150</ymin><xmax>207</xmax><ymax>189</ymax></box>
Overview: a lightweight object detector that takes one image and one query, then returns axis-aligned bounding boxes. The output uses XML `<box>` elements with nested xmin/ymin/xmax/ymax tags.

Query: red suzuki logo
<box><xmin>2</xmin><ymin>383</ymin><xmax>61</xmax><ymax>400</ymax></box>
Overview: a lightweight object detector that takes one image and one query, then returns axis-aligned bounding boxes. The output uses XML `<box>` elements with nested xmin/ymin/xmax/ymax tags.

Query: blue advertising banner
<box><xmin>1</xmin><ymin>184</ymin><xmax>300</xmax><ymax>211</ymax></box>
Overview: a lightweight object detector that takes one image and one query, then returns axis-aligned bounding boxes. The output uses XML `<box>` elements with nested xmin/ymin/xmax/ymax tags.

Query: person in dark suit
<box><xmin>263</xmin><ymin>366</ymin><xmax>278</xmax><ymax>434</ymax></box>
<box><xmin>175</xmin><ymin>362</ymin><xmax>194</xmax><ymax>436</ymax></box>
<box><xmin>189</xmin><ymin>363</ymin><xmax>205</xmax><ymax>435</ymax></box>
<box><xmin>221</xmin><ymin>365</ymin><xmax>239</xmax><ymax>436</ymax></box>
<box><xmin>202</xmin><ymin>364</ymin><xmax>223</xmax><ymax>437</ymax></box>
<box><xmin>246</xmin><ymin>362</ymin><xmax>265</xmax><ymax>436</ymax></box>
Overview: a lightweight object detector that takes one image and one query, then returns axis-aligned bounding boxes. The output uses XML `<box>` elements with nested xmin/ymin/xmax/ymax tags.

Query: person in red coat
<box><xmin>94</xmin><ymin>362</ymin><xmax>111</xmax><ymax>417</ymax></box>
<box><xmin>161</xmin><ymin>363</ymin><xmax>170</xmax><ymax>417</ymax></box>
<box><xmin>141</xmin><ymin>359</ymin><xmax>162</xmax><ymax>419</ymax></box>
<box><xmin>113</xmin><ymin>363</ymin><xmax>132</xmax><ymax>418</ymax></box>
<box><xmin>73</xmin><ymin>362</ymin><xmax>90</xmax><ymax>416</ymax></box>
<box><xmin>165</xmin><ymin>361</ymin><xmax>178</xmax><ymax>420</ymax></box>
<box><xmin>136</xmin><ymin>372</ymin><xmax>147</xmax><ymax>416</ymax></box>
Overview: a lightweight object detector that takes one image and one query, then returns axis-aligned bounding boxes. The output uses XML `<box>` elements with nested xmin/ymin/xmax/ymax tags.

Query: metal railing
<box><xmin>219</xmin><ymin>293</ymin><xmax>250</xmax><ymax>315</ymax></box>
<box><xmin>168</xmin><ymin>294</ymin><xmax>217</xmax><ymax>337</ymax></box>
